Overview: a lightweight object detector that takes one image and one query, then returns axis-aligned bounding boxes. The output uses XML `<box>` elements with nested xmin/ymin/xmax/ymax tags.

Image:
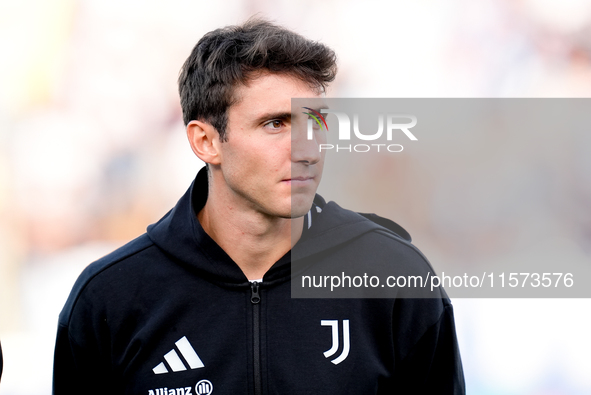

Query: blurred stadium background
<box><xmin>1</xmin><ymin>0</ymin><xmax>591</xmax><ymax>393</ymax></box>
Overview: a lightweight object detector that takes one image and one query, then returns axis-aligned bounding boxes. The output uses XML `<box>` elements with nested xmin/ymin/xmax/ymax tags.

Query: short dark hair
<box><xmin>178</xmin><ymin>18</ymin><xmax>337</xmax><ymax>141</ymax></box>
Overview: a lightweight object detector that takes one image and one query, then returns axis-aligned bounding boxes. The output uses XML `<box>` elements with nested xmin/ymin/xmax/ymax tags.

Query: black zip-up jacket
<box><xmin>53</xmin><ymin>167</ymin><xmax>465</xmax><ymax>394</ymax></box>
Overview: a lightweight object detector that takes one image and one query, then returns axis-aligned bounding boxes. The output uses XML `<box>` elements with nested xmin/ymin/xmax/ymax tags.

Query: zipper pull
<box><xmin>250</xmin><ymin>282</ymin><xmax>261</xmax><ymax>304</ymax></box>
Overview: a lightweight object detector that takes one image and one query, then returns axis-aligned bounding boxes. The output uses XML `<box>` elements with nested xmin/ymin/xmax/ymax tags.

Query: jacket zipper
<box><xmin>250</xmin><ymin>281</ymin><xmax>262</xmax><ymax>395</ymax></box>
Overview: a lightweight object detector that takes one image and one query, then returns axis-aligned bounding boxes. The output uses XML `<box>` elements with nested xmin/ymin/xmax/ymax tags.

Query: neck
<box><xmin>197</xmin><ymin>193</ymin><xmax>304</xmax><ymax>281</ymax></box>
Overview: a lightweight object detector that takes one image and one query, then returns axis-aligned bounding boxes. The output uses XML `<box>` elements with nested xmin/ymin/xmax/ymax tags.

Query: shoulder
<box><xmin>58</xmin><ymin>233</ymin><xmax>156</xmax><ymax>325</ymax></box>
<box><xmin>319</xmin><ymin>200</ymin><xmax>433</xmax><ymax>270</ymax></box>
<box><xmin>296</xmin><ymin>199</ymin><xmax>444</xmax><ymax>298</ymax></box>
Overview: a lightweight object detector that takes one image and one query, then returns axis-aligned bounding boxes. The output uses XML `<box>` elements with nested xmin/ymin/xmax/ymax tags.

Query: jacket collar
<box><xmin>147</xmin><ymin>166</ymin><xmax>409</xmax><ymax>286</ymax></box>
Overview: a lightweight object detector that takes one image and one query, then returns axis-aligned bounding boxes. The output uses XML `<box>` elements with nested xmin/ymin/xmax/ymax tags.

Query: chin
<box><xmin>289</xmin><ymin>196</ymin><xmax>315</xmax><ymax>218</ymax></box>
<box><xmin>289</xmin><ymin>211</ymin><xmax>308</xmax><ymax>219</ymax></box>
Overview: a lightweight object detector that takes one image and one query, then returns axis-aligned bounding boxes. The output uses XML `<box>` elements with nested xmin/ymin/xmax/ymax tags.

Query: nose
<box><xmin>291</xmin><ymin>118</ymin><xmax>323</xmax><ymax>165</ymax></box>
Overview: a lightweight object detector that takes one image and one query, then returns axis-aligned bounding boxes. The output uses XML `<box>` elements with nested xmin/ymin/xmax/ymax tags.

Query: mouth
<box><xmin>282</xmin><ymin>176</ymin><xmax>315</xmax><ymax>186</ymax></box>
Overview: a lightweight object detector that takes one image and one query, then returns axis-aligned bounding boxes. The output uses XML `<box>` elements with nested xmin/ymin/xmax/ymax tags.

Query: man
<box><xmin>53</xmin><ymin>19</ymin><xmax>464</xmax><ymax>394</ymax></box>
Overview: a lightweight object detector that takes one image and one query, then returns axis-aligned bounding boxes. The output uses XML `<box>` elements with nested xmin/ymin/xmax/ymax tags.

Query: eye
<box><xmin>264</xmin><ymin>119</ymin><xmax>284</xmax><ymax>130</ymax></box>
<box><xmin>308</xmin><ymin>116</ymin><xmax>322</xmax><ymax>130</ymax></box>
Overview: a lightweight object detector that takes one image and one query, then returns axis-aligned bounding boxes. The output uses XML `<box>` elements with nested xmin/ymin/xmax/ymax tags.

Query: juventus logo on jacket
<box><xmin>321</xmin><ymin>320</ymin><xmax>350</xmax><ymax>365</ymax></box>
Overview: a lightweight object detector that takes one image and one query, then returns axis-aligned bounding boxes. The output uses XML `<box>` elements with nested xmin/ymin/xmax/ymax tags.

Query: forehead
<box><xmin>230</xmin><ymin>72</ymin><xmax>323</xmax><ymax>114</ymax></box>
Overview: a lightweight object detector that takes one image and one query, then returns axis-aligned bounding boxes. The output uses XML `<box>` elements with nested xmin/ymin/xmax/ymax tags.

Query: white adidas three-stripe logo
<box><xmin>152</xmin><ymin>336</ymin><xmax>204</xmax><ymax>374</ymax></box>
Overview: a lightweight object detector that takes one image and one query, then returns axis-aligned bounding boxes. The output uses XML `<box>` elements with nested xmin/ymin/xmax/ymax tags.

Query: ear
<box><xmin>186</xmin><ymin>120</ymin><xmax>222</xmax><ymax>165</ymax></box>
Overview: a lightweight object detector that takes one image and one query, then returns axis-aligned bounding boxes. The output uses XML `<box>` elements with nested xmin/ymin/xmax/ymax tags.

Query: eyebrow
<box><xmin>253</xmin><ymin>112</ymin><xmax>292</xmax><ymax>126</ymax></box>
<box><xmin>307</xmin><ymin>106</ymin><xmax>329</xmax><ymax>113</ymax></box>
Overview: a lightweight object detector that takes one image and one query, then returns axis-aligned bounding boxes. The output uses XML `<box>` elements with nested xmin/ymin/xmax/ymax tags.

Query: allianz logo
<box><xmin>148</xmin><ymin>379</ymin><xmax>213</xmax><ymax>395</ymax></box>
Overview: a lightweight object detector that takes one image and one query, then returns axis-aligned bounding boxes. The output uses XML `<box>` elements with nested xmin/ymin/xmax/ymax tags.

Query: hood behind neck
<box><xmin>294</xmin><ymin>195</ymin><xmax>412</xmax><ymax>261</ymax></box>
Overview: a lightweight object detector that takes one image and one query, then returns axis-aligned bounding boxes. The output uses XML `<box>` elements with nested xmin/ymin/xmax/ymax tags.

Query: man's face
<box><xmin>214</xmin><ymin>72</ymin><xmax>325</xmax><ymax>219</ymax></box>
